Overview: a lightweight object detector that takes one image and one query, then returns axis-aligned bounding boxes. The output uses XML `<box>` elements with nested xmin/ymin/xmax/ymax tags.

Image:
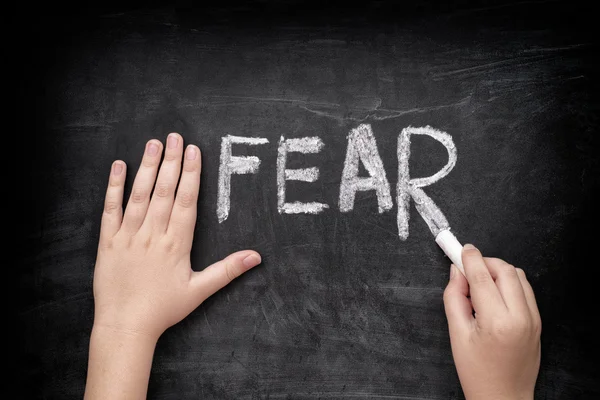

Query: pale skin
<box><xmin>85</xmin><ymin>133</ymin><xmax>541</xmax><ymax>400</ymax></box>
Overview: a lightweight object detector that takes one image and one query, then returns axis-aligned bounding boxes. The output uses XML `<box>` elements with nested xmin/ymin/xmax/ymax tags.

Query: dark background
<box><xmin>19</xmin><ymin>1</ymin><xmax>599</xmax><ymax>398</ymax></box>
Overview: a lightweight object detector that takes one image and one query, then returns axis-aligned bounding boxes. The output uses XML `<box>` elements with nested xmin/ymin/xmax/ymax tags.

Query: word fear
<box><xmin>217</xmin><ymin>124</ymin><xmax>457</xmax><ymax>240</ymax></box>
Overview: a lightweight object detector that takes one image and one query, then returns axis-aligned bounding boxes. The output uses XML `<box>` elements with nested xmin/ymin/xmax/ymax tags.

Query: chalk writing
<box><xmin>217</xmin><ymin>125</ymin><xmax>457</xmax><ymax>240</ymax></box>
<box><xmin>217</xmin><ymin>135</ymin><xmax>269</xmax><ymax>223</ymax></box>
<box><xmin>277</xmin><ymin>136</ymin><xmax>329</xmax><ymax>214</ymax></box>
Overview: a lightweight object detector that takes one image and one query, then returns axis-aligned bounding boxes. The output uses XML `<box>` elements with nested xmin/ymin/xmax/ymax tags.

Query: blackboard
<box><xmin>20</xmin><ymin>2</ymin><xmax>599</xmax><ymax>398</ymax></box>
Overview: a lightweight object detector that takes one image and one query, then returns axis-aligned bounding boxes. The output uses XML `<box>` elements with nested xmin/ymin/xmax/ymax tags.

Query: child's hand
<box><xmin>443</xmin><ymin>244</ymin><xmax>541</xmax><ymax>400</ymax></box>
<box><xmin>93</xmin><ymin>133</ymin><xmax>261</xmax><ymax>340</ymax></box>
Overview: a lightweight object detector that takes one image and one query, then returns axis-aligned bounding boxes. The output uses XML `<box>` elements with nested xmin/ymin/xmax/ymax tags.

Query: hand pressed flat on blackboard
<box><xmin>86</xmin><ymin>134</ymin><xmax>261</xmax><ymax>398</ymax></box>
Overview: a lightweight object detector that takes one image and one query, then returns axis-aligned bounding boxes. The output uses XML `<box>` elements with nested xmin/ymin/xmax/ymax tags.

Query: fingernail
<box><xmin>186</xmin><ymin>146</ymin><xmax>197</xmax><ymax>160</ymax></box>
<box><xmin>463</xmin><ymin>243</ymin><xmax>477</xmax><ymax>251</ymax></box>
<box><xmin>167</xmin><ymin>134</ymin><xmax>179</xmax><ymax>149</ymax></box>
<box><xmin>450</xmin><ymin>264</ymin><xmax>456</xmax><ymax>279</ymax></box>
<box><xmin>242</xmin><ymin>254</ymin><xmax>261</xmax><ymax>268</ymax></box>
<box><xmin>112</xmin><ymin>162</ymin><xmax>123</xmax><ymax>176</ymax></box>
<box><xmin>147</xmin><ymin>142</ymin><xmax>159</xmax><ymax>156</ymax></box>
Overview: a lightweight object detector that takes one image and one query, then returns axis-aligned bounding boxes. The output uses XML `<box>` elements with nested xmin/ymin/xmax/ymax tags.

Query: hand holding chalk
<box><xmin>442</xmin><ymin>245</ymin><xmax>541</xmax><ymax>400</ymax></box>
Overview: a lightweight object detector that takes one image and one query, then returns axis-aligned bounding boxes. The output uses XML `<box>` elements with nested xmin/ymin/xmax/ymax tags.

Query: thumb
<box><xmin>190</xmin><ymin>250</ymin><xmax>262</xmax><ymax>303</ymax></box>
<box><xmin>443</xmin><ymin>264</ymin><xmax>474</xmax><ymax>334</ymax></box>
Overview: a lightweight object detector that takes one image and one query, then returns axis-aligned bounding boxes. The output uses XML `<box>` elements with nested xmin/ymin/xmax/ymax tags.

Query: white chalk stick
<box><xmin>435</xmin><ymin>229</ymin><xmax>465</xmax><ymax>276</ymax></box>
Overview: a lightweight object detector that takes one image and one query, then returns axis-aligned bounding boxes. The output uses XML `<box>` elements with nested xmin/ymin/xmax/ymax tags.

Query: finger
<box><xmin>100</xmin><ymin>161</ymin><xmax>127</xmax><ymax>241</ymax></box>
<box><xmin>121</xmin><ymin>140</ymin><xmax>163</xmax><ymax>233</ymax></box>
<box><xmin>443</xmin><ymin>264</ymin><xmax>475</xmax><ymax>335</ymax></box>
<box><xmin>167</xmin><ymin>145</ymin><xmax>201</xmax><ymax>252</ymax></box>
<box><xmin>484</xmin><ymin>257</ymin><xmax>530</xmax><ymax>316</ymax></box>
<box><xmin>144</xmin><ymin>133</ymin><xmax>184</xmax><ymax>232</ymax></box>
<box><xmin>190</xmin><ymin>251</ymin><xmax>261</xmax><ymax>303</ymax></box>
<box><xmin>462</xmin><ymin>244</ymin><xmax>506</xmax><ymax>317</ymax></box>
<box><xmin>516</xmin><ymin>268</ymin><xmax>542</xmax><ymax>330</ymax></box>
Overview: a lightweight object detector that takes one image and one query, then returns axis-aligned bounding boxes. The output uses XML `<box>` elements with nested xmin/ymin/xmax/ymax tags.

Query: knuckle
<box><xmin>154</xmin><ymin>183</ymin><xmax>171</xmax><ymax>198</ymax></box>
<box><xmin>163</xmin><ymin>236</ymin><xmax>179</xmax><ymax>253</ymax></box>
<box><xmin>164</xmin><ymin>152</ymin><xmax>179</xmax><ymax>162</ymax></box>
<box><xmin>104</xmin><ymin>201</ymin><xmax>120</xmax><ymax>214</ymax></box>
<box><xmin>178</xmin><ymin>190</ymin><xmax>196</xmax><ymax>208</ymax></box>
<box><xmin>463</xmin><ymin>247</ymin><xmax>480</xmax><ymax>258</ymax></box>
<box><xmin>133</xmin><ymin>233</ymin><xmax>152</xmax><ymax>249</ymax></box>
<box><xmin>472</xmin><ymin>270</ymin><xmax>491</xmax><ymax>285</ymax></box>
<box><xmin>534</xmin><ymin>318</ymin><xmax>542</xmax><ymax>336</ymax></box>
<box><xmin>109</xmin><ymin>178</ymin><xmax>122</xmax><ymax>187</ymax></box>
<box><xmin>494</xmin><ymin>323</ymin><xmax>509</xmax><ymax>337</ymax></box>
<box><xmin>442</xmin><ymin>287</ymin><xmax>454</xmax><ymax>303</ymax></box>
<box><xmin>493</xmin><ymin>316</ymin><xmax>529</xmax><ymax>339</ymax></box>
<box><xmin>224</xmin><ymin>260</ymin><xmax>239</xmax><ymax>283</ymax></box>
<box><xmin>131</xmin><ymin>188</ymin><xmax>147</xmax><ymax>203</ymax></box>
<box><xmin>142</xmin><ymin>158</ymin><xmax>158</xmax><ymax>167</ymax></box>
<box><xmin>491</xmin><ymin>320</ymin><xmax>514</xmax><ymax>339</ymax></box>
<box><xmin>184</xmin><ymin>161</ymin><xmax>199</xmax><ymax>172</ymax></box>
<box><xmin>500</xmin><ymin>263</ymin><xmax>517</xmax><ymax>275</ymax></box>
<box><xmin>99</xmin><ymin>237</ymin><xmax>114</xmax><ymax>250</ymax></box>
<box><xmin>516</xmin><ymin>268</ymin><xmax>526</xmax><ymax>278</ymax></box>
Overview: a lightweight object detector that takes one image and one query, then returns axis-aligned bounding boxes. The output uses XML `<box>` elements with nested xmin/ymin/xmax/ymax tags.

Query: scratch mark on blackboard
<box><xmin>198</xmin><ymin>95</ymin><xmax>469</xmax><ymax>122</ymax></box>
<box><xmin>260</xmin><ymin>300</ymin><xmax>274</xmax><ymax>333</ymax></box>
<box><xmin>231</xmin><ymin>353</ymin><xmax>260</xmax><ymax>379</ymax></box>
<box><xmin>268</xmin><ymin>288</ymin><xmax>284</xmax><ymax>310</ymax></box>
<box><xmin>281</xmin><ymin>242</ymin><xmax>324</xmax><ymax>251</ymax></box>
<box><xmin>202</xmin><ymin>95</ymin><xmax>338</xmax><ymax>108</ymax></box>
<box><xmin>303</xmin><ymin>98</ymin><xmax>470</xmax><ymax>122</ymax></box>
<box><xmin>20</xmin><ymin>292</ymin><xmax>90</xmax><ymax>315</ymax></box>
<box><xmin>376</xmin><ymin>100</ymin><xmax>470</xmax><ymax>114</ymax></box>
<box><xmin>203</xmin><ymin>309</ymin><xmax>213</xmax><ymax>334</ymax></box>
<box><xmin>433</xmin><ymin>54</ymin><xmax>551</xmax><ymax>78</ymax></box>
<box><xmin>522</xmin><ymin>43</ymin><xmax>590</xmax><ymax>53</ymax></box>
<box><xmin>563</xmin><ymin>75</ymin><xmax>585</xmax><ymax>81</ymax></box>
<box><xmin>357</xmin><ymin>217</ymin><xmax>398</xmax><ymax>237</ymax></box>
<box><xmin>332</xmin><ymin>214</ymin><xmax>339</xmax><ymax>244</ymax></box>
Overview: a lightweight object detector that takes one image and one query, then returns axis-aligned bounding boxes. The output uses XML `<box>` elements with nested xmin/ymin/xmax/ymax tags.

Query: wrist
<box><xmin>91</xmin><ymin>322</ymin><xmax>161</xmax><ymax>346</ymax></box>
<box><xmin>85</xmin><ymin>323</ymin><xmax>158</xmax><ymax>399</ymax></box>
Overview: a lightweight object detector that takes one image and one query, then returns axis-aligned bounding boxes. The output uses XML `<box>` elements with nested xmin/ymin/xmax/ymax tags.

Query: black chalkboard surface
<box><xmin>20</xmin><ymin>1</ymin><xmax>599</xmax><ymax>399</ymax></box>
